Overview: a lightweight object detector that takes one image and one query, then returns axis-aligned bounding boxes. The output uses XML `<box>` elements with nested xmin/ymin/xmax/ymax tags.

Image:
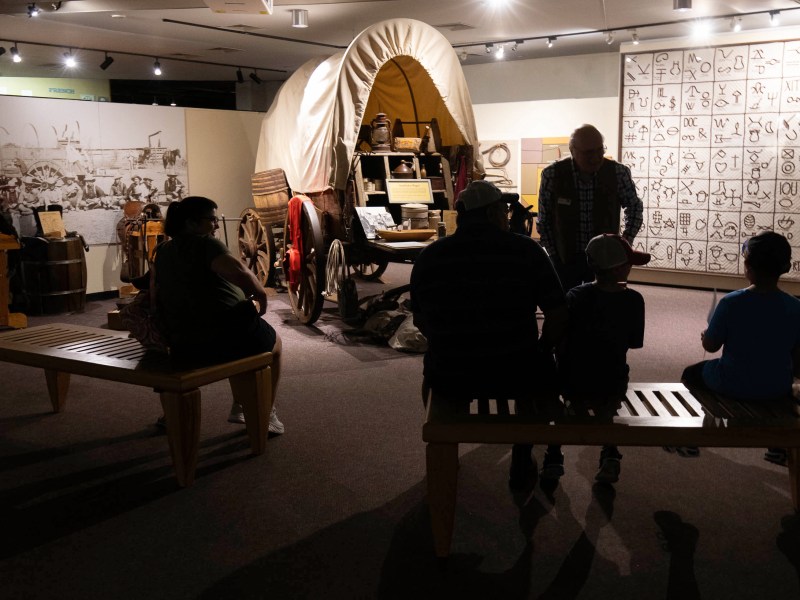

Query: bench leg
<box><xmin>790</xmin><ymin>448</ymin><xmax>800</xmax><ymax>512</ymax></box>
<box><xmin>44</xmin><ymin>369</ymin><xmax>70</xmax><ymax>413</ymax></box>
<box><xmin>160</xmin><ymin>389</ymin><xmax>201</xmax><ymax>487</ymax></box>
<box><xmin>229</xmin><ymin>366</ymin><xmax>273</xmax><ymax>455</ymax></box>
<box><xmin>426</xmin><ymin>442</ymin><xmax>459</xmax><ymax>559</ymax></box>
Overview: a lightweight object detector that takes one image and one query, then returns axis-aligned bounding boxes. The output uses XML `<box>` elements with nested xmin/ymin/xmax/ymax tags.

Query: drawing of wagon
<box><xmin>0</xmin><ymin>126</ymin><xmax>181</xmax><ymax>191</ymax></box>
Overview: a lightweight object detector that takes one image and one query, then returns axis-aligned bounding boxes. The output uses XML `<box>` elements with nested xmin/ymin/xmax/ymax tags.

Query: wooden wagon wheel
<box><xmin>238</xmin><ymin>208</ymin><xmax>272</xmax><ymax>287</ymax></box>
<box><xmin>352</xmin><ymin>259</ymin><xmax>388</xmax><ymax>281</ymax></box>
<box><xmin>26</xmin><ymin>162</ymin><xmax>63</xmax><ymax>191</ymax></box>
<box><xmin>283</xmin><ymin>197</ymin><xmax>325</xmax><ymax>324</ymax></box>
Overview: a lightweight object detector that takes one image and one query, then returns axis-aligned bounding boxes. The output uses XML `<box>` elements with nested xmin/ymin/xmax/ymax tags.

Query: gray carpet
<box><xmin>1</xmin><ymin>263</ymin><xmax>799</xmax><ymax>599</ymax></box>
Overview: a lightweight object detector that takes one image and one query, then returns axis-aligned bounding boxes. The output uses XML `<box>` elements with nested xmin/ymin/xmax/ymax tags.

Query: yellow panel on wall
<box><xmin>0</xmin><ymin>77</ymin><xmax>110</xmax><ymax>101</ymax></box>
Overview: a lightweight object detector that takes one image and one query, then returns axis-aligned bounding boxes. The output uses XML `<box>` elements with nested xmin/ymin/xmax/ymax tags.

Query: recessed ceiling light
<box><xmin>111</xmin><ymin>14</ymin><xmax>126</xmax><ymax>18</ymax></box>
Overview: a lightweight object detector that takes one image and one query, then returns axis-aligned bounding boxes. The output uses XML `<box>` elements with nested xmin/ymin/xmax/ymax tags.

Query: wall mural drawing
<box><xmin>620</xmin><ymin>40</ymin><xmax>800</xmax><ymax>280</ymax></box>
<box><xmin>0</xmin><ymin>96</ymin><xmax>188</xmax><ymax>246</ymax></box>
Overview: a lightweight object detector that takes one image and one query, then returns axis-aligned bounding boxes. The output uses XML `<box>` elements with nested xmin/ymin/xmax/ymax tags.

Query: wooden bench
<box><xmin>423</xmin><ymin>382</ymin><xmax>800</xmax><ymax>559</ymax></box>
<box><xmin>0</xmin><ymin>323</ymin><xmax>273</xmax><ymax>487</ymax></box>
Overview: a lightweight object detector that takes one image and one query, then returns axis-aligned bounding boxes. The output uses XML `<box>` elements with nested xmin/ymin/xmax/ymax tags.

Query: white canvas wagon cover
<box><xmin>255</xmin><ymin>18</ymin><xmax>483</xmax><ymax>194</ymax></box>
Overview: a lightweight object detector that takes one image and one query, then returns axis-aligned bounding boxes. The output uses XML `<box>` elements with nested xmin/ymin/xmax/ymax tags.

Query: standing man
<box><xmin>410</xmin><ymin>179</ymin><xmax>568</xmax><ymax>489</ymax></box>
<box><xmin>537</xmin><ymin>124</ymin><xmax>643</xmax><ymax>291</ymax></box>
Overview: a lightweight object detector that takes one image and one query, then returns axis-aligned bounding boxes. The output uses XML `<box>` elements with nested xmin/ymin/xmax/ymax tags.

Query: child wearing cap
<box><xmin>548</xmin><ymin>233</ymin><xmax>650</xmax><ymax>484</ymax></box>
<box><xmin>680</xmin><ymin>231</ymin><xmax>800</xmax><ymax>465</ymax></box>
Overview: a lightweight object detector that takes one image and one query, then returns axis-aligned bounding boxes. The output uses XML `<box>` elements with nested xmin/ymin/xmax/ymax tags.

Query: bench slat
<box><xmin>0</xmin><ymin>324</ymin><xmax>272</xmax><ymax>392</ymax></box>
<box><xmin>624</xmin><ymin>389</ymin><xmax>653</xmax><ymax>417</ymax></box>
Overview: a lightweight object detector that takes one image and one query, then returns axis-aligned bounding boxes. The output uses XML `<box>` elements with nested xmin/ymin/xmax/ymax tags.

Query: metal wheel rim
<box><xmin>353</xmin><ymin>259</ymin><xmax>388</xmax><ymax>281</ymax></box>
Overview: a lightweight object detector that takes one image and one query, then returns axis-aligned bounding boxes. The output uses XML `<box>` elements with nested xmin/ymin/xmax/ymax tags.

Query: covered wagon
<box><xmin>249</xmin><ymin>18</ymin><xmax>484</xmax><ymax>323</ymax></box>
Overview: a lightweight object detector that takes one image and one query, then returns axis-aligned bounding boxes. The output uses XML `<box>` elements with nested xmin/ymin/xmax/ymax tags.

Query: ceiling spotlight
<box><xmin>153</xmin><ymin>59</ymin><xmax>162</xmax><ymax>76</ymax></box>
<box><xmin>730</xmin><ymin>17</ymin><xmax>742</xmax><ymax>32</ymax></box>
<box><xmin>63</xmin><ymin>51</ymin><xmax>76</xmax><ymax>68</ymax></box>
<box><xmin>512</xmin><ymin>40</ymin><xmax>521</xmax><ymax>51</ymax></box>
<box><xmin>27</xmin><ymin>3</ymin><xmax>40</xmax><ymax>17</ymax></box>
<box><xmin>605</xmin><ymin>31</ymin><xmax>614</xmax><ymax>45</ymax></box>
<box><xmin>625</xmin><ymin>56</ymin><xmax>632</xmax><ymax>63</ymax></box>
<box><xmin>546</xmin><ymin>37</ymin><xmax>555</xmax><ymax>48</ymax></box>
<box><xmin>291</xmin><ymin>8</ymin><xmax>308</xmax><ymax>28</ymax></box>
<box><xmin>99</xmin><ymin>52</ymin><xmax>114</xmax><ymax>70</ymax></box>
<box><xmin>495</xmin><ymin>44</ymin><xmax>505</xmax><ymax>59</ymax></box>
<box><xmin>770</xmin><ymin>11</ymin><xmax>780</xmax><ymax>27</ymax></box>
<box><xmin>485</xmin><ymin>43</ymin><xmax>493</xmax><ymax>54</ymax></box>
<box><xmin>236</xmin><ymin>67</ymin><xmax>244</xmax><ymax>83</ymax></box>
<box><xmin>250</xmin><ymin>70</ymin><xmax>262</xmax><ymax>84</ymax></box>
<box><xmin>631</xmin><ymin>30</ymin><xmax>640</xmax><ymax>45</ymax></box>
<box><xmin>11</xmin><ymin>45</ymin><xmax>21</xmax><ymax>63</ymax></box>
<box><xmin>459</xmin><ymin>51</ymin><xmax>467</xmax><ymax>62</ymax></box>
<box><xmin>170</xmin><ymin>99</ymin><xmax>177</xmax><ymax>107</ymax></box>
<box><xmin>152</xmin><ymin>98</ymin><xmax>158</xmax><ymax>106</ymax></box>
<box><xmin>51</xmin><ymin>1</ymin><xmax>62</xmax><ymax>10</ymax></box>
<box><xmin>673</xmin><ymin>0</ymin><xmax>691</xmax><ymax>11</ymax></box>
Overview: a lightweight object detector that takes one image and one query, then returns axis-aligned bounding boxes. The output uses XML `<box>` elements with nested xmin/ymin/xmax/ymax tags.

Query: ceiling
<box><xmin>1</xmin><ymin>0</ymin><xmax>800</xmax><ymax>84</ymax></box>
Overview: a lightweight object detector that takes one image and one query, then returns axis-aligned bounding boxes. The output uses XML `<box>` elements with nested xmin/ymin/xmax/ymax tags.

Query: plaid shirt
<box><xmin>536</xmin><ymin>159</ymin><xmax>643</xmax><ymax>259</ymax></box>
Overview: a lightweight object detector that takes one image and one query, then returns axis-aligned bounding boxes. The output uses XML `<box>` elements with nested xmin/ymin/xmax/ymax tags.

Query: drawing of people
<box><xmin>82</xmin><ymin>175</ymin><xmax>107</xmax><ymax>209</ymax></box>
<box><xmin>127</xmin><ymin>175</ymin><xmax>149</xmax><ymax>201</ymax></box>
<box><xmin>60</xmin><ymin>175</ymin><xmax>84</xmax><ymax>210</ymax></box>
<box><xmin>38</xmin><ymin>178</ymin><xmax>61</xmax><ymax>209</ymax></box>
<box><xmin>142</xmin><ymin>177</ymin><xmax>158</xmax><ymax>202</ymax></box>
<box><xmin>163</xmin><ymin>173</ymin><xmax>185</xmax><ymax>201</ymax></box>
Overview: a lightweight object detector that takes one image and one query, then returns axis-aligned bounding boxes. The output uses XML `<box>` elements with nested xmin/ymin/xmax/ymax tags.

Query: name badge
<box><xmin>557</xmin><ymin>196</ymin><xmax>572</xmax><ymax>206</ymax></box>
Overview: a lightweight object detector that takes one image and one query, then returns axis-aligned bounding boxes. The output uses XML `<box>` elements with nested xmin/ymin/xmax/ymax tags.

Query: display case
<box><xmin>351</xmin><ymin>151</ymin><xmax>454</xmax><ymax>224</ymax></box>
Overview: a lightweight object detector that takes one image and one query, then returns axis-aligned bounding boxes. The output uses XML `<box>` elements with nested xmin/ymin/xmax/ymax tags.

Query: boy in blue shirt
<box><xmin>681</xmin><ymin>231</ymin><xmax>800</xmax><ymax>464</ymax></box>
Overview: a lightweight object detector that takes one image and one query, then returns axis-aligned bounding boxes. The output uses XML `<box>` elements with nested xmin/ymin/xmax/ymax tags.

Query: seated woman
<box><xmin>151</xmin><ymin>196</ymin><xmax>284</xmax><ymax>433</ymax></box>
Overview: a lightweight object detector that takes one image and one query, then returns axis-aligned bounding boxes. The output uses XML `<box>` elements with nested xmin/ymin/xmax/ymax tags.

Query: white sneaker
<box><xmin>228</xmin><ymin>403</ymin><xmax>285</xmax><ymax>435</ymax></box>
<box><xmin>268</xmin><ymin>406</ymin><xmax>284</xmax><ymax>435</ymax></box>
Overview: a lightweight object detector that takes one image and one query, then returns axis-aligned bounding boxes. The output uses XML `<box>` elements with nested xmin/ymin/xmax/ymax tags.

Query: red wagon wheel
<box><xmin>238</xmin><ymin>208</ymin><xmax>272</xmax><ymax>287</ymax></box>
<box><xmin>283</xmin><ymin>196</ymin><xmax>325</xmax><ymax>324</ymax></box>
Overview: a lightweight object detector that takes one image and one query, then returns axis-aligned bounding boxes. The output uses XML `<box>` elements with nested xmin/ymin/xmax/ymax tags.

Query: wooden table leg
<box><xmin>426</xmin><ymin>442</ymin><xmax>459</xmax><ymax>559</ymax></box>
<box><xmin>789</xmin><ymin>447</ymin><xmax>800</xmax><ymax>512</ymax></box>
<box><xmin>229</xmin><ymin>366</ymin><xmax>272</xmax><ymax>455</ymax></box>
<box><xmin>44</xmin><ymin>369</ymin><xmax>70</xmax><ymax>412</ymax></box>
<box><xmin>160</xmin><ymin>389</ymin><xmax>201</xmax><ymax>487</ymax></box>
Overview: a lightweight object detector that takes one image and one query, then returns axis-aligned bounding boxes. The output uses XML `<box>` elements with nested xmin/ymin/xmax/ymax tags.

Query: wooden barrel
<box><xmin>21</xmin><ymin>237</ymin><xmax>87</xmax><ymax>315</ymax></box>
<box><xmin>252</xmin><ymin>169</ymin><xmax>290</xmax><ymax>225</ymax></box>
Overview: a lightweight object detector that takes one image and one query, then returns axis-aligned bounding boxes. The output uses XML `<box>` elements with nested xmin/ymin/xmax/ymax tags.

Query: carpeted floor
<box><xmin>1</xmin><ymin>263</ymin><xmax>799</xmax><ymax>600</ymax></box>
